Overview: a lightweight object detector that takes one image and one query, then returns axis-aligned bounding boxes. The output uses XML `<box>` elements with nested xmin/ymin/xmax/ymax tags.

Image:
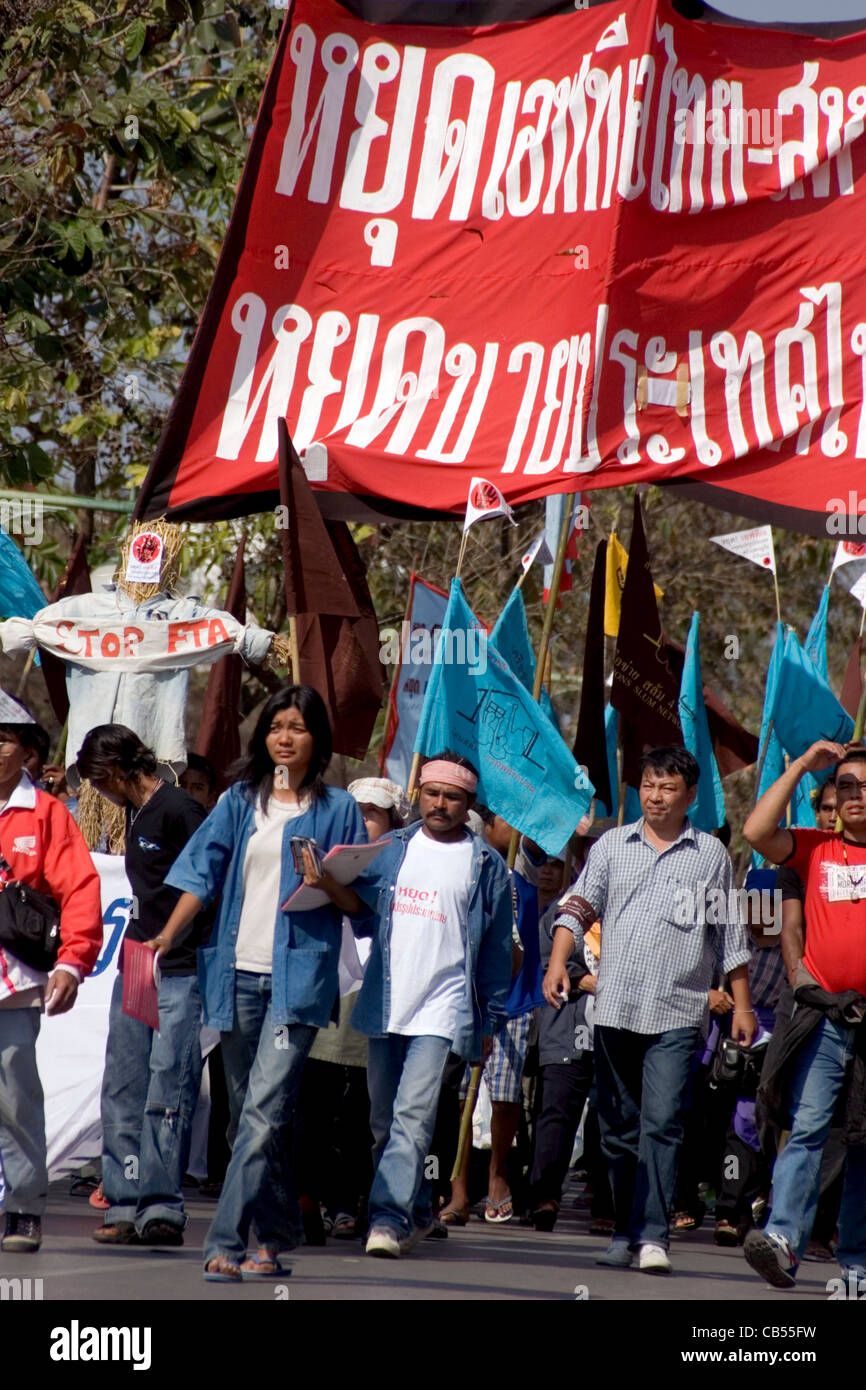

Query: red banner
<box><xmin>136</xmin><ymin>0</ymin><xmax>866</xmax><ymax>535</ymax></box>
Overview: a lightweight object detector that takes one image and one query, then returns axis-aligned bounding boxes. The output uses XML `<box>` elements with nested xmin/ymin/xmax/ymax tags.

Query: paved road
<box><xmin>0</xmin><ymin>1182</ymin><xmax>835</xmax><ymax>1303</ymax></box>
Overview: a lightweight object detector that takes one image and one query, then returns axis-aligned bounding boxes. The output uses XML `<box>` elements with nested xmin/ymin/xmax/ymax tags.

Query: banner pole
<box><xmin>772</xmin><ymin>569</ymin><xmax>782</xmax><ymax>626</ymax></box>
<box><xmin>859</xmin><ymin>602</ymin><xmax>866</xmax><ymax>639</ymax></box>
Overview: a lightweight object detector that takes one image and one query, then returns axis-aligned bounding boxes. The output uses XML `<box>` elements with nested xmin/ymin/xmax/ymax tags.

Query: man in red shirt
<box><xmin>742</xmin><ymin>739</ymin><xmax>866</xmax><ymax>1289</ymax></box>
<box><xmin>0</xmin><ymin>707</ymin><xmax>102</xmax><ymax>1253</ymax></box>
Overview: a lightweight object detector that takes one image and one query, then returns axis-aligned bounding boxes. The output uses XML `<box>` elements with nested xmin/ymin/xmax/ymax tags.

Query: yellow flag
<box><xmin>604</xmin><ymin>533</ymin><xmax>629</xmax><ymax>637</ymax></box>
<box><xmin>604</xmin><ymin>532</ymin><xmax>663</xmax><ymax>637</ymax></box>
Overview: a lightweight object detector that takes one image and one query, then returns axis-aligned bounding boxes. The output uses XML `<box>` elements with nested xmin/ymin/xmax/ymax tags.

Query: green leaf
<box><xmin>59</xmin><ymin>413</ymin><xmax>90</xmax><ymax>438</ymax></box>
<box><xmin>63</xmin><ymin>222</ymin><xmax>86</xmax><ymax>261</ymax></box>
<box><xmin>24</xmin><ymin>442</ymin><xmax>53</xmax><ymax>479</ymax></box>
<box><xmin>33</xmin><ymin>334</ymin><xmax>64</xmax><ymax>363</ymax></box>
<box><xmin>125</xmin><ymin>17</ymin><xmax>147</xmax><ymax>62</ymax></box>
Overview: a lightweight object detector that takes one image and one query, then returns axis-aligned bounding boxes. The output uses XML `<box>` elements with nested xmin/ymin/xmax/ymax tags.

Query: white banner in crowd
<box><xmin>383</xmin><ymin>575</ymin><xmax>449</xmax><ymax>790</ymax></box>
<box><xmin>37</xmin><ymin>853</ymin><xmax>130</xmax><ymax>1179</ymax></box>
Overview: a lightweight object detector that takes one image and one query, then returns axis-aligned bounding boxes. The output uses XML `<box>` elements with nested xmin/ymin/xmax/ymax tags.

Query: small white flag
<box><xmin>0</xmin><ymin>688</ymin><xmax>35</xmax><ymax>724</ymax></box>
<box><xmin>520</xmin><ymin>532</ymin><xmax>554</xmax><ymax>574</ymax></box>
<box><xmin>831</xmin><ymin>540</ymin><xmax>866</xmax><ymax>578</ymax></box>
<box><xmin>709</xmin><ymin>525</ymin><xmax>776</xmax><ymax>575</ymax></box>
<box><xmin>850</xmin><ymin>572</ymin><xmax>866</xmax><ymax>610</ymax></box>
<box><xmin>463</xmin><ymin>477</ymin><xmax>516</xmax><ymax>533</ymax></box>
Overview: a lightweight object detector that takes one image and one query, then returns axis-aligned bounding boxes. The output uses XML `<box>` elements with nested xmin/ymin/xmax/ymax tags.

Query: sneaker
<box><xmin>365</xmin><ymin>1225</ymin><xmax>402</xmax><ymax>1259</ymax></box>
<box><xmin>331</xmin><ymin>1212</ymin><xmax>357</xmax><ymax>1240</ymax></box>
<box><xmin>400</xmin><ymin>1220</ymin><xmax>438</xmax><ymax>1252</ymax></box>
<box><xmin>638</xmin><ymin>1242</ymin><xmax>672</xmax><ymax>1274</ymax></box>
<box><xmin>743</xmin><ymin>1229</ymin><xmax>798</xmax><ymax>1289</ymax></box>
<box><xmin>595</xmin><ymin>1237</ymin><xmax>633</xmax><ymax>1268</ymax></box>
<box><xmin>138</xmin><ymin>1219</ymin><xmax>184</xmax><ymax>1247</ymax></box>
<box><xmin>2</xmin><ymin>1212</ymin><xmax>42</xmax><ymax>1252</ymax></box>
<box><xmin>424</xmin><ymin>1218</ymin><xmax>449</xmax><ymax>1241</ymax></box>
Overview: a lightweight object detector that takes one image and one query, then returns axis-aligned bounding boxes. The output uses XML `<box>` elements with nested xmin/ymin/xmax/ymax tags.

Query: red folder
<box><xmin>122</xmin><ymin>939</ymin><xmax>161</xmax><ymax>1031</ymax></box>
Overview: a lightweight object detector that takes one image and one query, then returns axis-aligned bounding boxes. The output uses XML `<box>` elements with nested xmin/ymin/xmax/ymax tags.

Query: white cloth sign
<box><xmin>0</xmin><ymin>611</ymin><xmax>245</xmax><ymax>673</ymax></box>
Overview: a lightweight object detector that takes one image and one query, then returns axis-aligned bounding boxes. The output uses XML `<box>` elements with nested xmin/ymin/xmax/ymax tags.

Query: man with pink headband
<box><xmin>332</xmin><ymin>750</ymin><xmax>513</xmax><ymax>1258</ymax></box>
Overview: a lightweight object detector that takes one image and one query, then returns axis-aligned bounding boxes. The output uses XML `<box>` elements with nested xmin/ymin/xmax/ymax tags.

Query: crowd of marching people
<box><xmin>2</xmin><ymin>680</ymin><xmax>866</xmax><ymax>1293</ymax></box>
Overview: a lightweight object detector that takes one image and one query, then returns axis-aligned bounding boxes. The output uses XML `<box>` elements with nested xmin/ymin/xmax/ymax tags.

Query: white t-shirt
<box><xmin>234</xmin><ymin>796</ymin><xmax>307</xmax><ymax>973</ymax></box>
<box><xmin>387</xmin><ymin>829</ymin><xmax>473</xmax><ymax>1040</ymax></box>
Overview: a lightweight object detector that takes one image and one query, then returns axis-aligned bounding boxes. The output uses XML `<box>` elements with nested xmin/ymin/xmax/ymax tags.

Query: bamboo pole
<box><xmin>450</xmin><ymin>1064</ymin><xmax>481</xmax><ymax>1183</ymax></box>
<box><xmin>14</xmin><ymin>649</ymin><xmax>35</xmax><ymax>699</ymax></box>
<box><xmin>455</xmin><ymin>528</ymin><xmax>470</xmax><ymax>581</ymax></box>
<box><xmin>772</xmin><ymin>568</ymin><xmax>782</xmax><ymax>626</ymax></box>
<box><xmin>288</xmin><ymin>615</ymin><xmax>300</xmax><ymax>685</ymax></box>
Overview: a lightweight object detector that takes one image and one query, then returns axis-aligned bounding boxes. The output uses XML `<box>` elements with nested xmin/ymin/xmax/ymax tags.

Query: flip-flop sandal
<box><xmin>439</xmin><ymin>1208</ymin><xmax>469</xmax><ymax>1226</ymax></box>
<box><xmin>203</xmin><ymin>1258</ymin><xmax>242</xmax><ymax>1283</ymax></box>
<box><xmin>484</xmin><ymin>1196</ymin><xmax>514</xmax><ymax>1224</ymax></box>
<box><xmin>239</xmin><ymin>1254</ymin><xmax>291</xmax><ymax>1281</ymax></box>
<box><xmin>70</xmin><ymin>1176</ymin><xmax>99</xmax><ymax>1197</ymax></box>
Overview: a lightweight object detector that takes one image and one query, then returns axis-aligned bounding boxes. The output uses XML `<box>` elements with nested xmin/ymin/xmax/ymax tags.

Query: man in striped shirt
<box><xmin>543</xmin><ymin>746</ymin><xmax>754</xmax><ymax>1275</ymax></box>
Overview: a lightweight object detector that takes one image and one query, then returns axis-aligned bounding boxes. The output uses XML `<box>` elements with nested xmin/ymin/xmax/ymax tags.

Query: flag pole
<box><xmin>531</xmin><ymin>496</ymin><xmax>574</xmax><ymax>703</ymax></box>
<box><xmin>860</xmin><ymin>602</ymin><xmax>866</xmax><ymax>639</ymax></box>
<box><xmin>772</xmin><ymin>566</ymin><xmax>782</xmax><ymax>626</ymax></box>
<box><xmin>455</xmin><ymin>528</ymin><xmax>469</xmax><ymax>581</ymax></box>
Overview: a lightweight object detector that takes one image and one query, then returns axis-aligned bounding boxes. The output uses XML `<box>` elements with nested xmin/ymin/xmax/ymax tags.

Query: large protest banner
<box><xmin>136</xmin><ymin>0</ymin><xmax>866</xmax><ymax>536</ymax></box>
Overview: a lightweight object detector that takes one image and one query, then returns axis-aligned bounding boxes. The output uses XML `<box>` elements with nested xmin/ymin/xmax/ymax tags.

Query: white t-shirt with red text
<box><xmin>387</xmin><ymin>828</ymin><xmax>473</xmax><ymax>1040</ymax></box>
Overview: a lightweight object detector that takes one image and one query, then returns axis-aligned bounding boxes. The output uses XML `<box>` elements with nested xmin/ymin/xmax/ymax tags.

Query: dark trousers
<box><xmin>529</xmin><ymin>1056</ymin><xmax>594</xmax><ymax>1209</ymax></box>
<box><xmin>715</xmin><ymin>1128</ymin><xmax>769</xmax><ymax>1229</ymax></box>
<box><xmin>206</xmin><ymin>1044</ymin><xmax>231</xmax><ymax>1185</ymax></box>
<box><xmin>294</xmin><ymin>1058</ymin><xmax>373</xmax><ymax>1218</ymax></box>
<box><xmin>594</xmin><ymin>1024</ymin><xmax>700</xmax><ymax>1250</ymax></box>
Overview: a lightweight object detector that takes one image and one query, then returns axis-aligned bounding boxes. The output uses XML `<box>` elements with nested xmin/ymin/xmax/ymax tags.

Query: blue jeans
<box><xmin>101</xmin><ymin>971</ymin><xmax>204</xmax><ymax>1232</ymax></box>
<box><xmin>204</xmin><ymin>972</ymin><xmax>315</xmax><ymax>1264</ymax></box>
<box><xmin>0</xmin><ymin>1008</ymin><xmax>47</xmax><ymax>1215</ymax></box>
<box><xmin>767</xmin><ymin>1016</ymin><xmax>866</xmax><ymax>1266</ymax></box>
<box><xmin>367</xmin><ymin>1033</ymin><xmax>451</xmax><ymax>1239</ymax></box>
<box><xmin>594</xmin><ymin>1024</ymin><xmax>701</xmax><ymax>1250</ymax></box>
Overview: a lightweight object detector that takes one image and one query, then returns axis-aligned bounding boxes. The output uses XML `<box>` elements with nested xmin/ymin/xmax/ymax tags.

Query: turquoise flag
<box><xmin>414</xmin><ymin>580</ymin><xmax>593</xmax><ymax>854</ymax></box>
<box><xmin>804</xmin><ymin>586</ymin><xmax>829</xmax><ymax>682</ymax></box>
<box><xmin>0</xmin><ymin>528</ymin><xmax>45</xmax><ymax>619</ymax></box>
<box><xmin>752</xmin><ymin>623</ymin><xmax>787</xmax><ymax>867</ymax></box>
<box><xmin>490</xmin><ymin>587</ymin><xmax>557</xmax><ymax>727</ymax></box>
<box><xmin>679</xmin><ymin>612</ymin><xmax>725</xmax><ymax>832</ymax></box>
<box><xmin>772</xmin><ymin>628</ymin><xmax>853</xmax><ymax>758</ymax></box>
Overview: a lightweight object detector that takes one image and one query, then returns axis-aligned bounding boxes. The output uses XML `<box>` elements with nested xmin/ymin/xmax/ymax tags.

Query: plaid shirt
<box><xmin>554</xmin><ymin>819</ymin><xmax>751</xmax><ymax>1035</ymax></box>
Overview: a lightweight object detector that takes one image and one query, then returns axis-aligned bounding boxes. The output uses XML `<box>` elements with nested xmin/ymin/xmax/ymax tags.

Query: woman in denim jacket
<box><xmin>147</xmin><ymin>685</ymin><xmax>368</xmax><ymax>1281</ymax></box>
